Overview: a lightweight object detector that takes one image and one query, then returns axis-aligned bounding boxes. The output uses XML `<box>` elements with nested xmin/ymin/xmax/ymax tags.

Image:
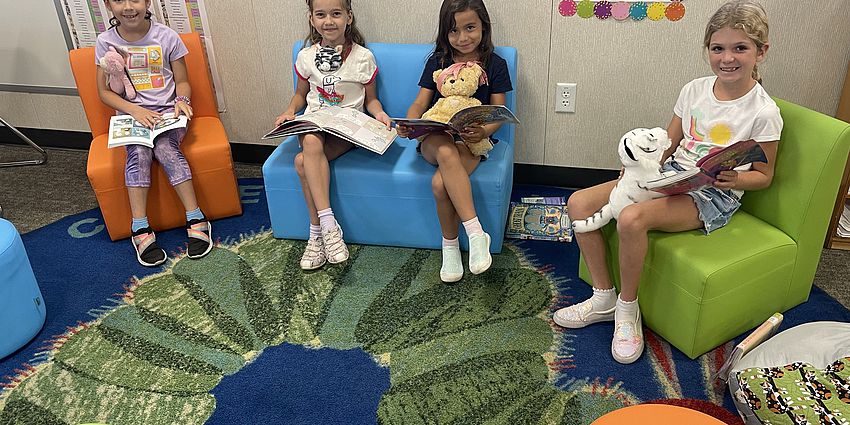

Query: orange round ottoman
<box><xmin>591</xmin><ymin>404</ymin><xmax>727</xmax><ymax>425</ymax></box>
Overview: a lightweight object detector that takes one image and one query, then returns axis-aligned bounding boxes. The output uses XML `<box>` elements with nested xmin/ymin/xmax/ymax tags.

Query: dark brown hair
<box><xmin>434</xmin><ymin>0</ymin><xmax>494</xmax><ymax>68</ymax></box>
<box><xmin>304</xmin><ymin>0</ymin><xmax>365</xmax><ymax>47</ymax></box>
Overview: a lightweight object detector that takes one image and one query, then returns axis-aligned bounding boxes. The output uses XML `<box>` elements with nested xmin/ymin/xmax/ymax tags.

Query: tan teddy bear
<box><xmin>421</xmin><ymin>62</ymin><xmax>492</xmax><ymax>156</ymax></box>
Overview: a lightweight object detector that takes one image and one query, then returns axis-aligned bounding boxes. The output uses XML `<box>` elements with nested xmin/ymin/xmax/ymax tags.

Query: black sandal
<box><xmin>186</xmin><ymin>219</ymin><xmax>213</xmax><ymax>259</ymax></box>
<box><xmin>131</xmin><ymin>227</ymin><xmax>167</xmax><ymax>267</ymax></box>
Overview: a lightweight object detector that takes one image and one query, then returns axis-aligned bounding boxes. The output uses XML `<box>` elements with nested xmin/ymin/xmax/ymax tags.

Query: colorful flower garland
<box><xmin>559</xmin><ymin>0</ymin><xmax>685</xmax><ymax>22</ymax></box>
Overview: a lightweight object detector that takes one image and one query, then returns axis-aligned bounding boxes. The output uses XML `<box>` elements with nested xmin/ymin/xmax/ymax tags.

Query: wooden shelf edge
<box><xmin>829</xmin><ymin>236</ymin><xmax>850</xmax><ymax>250</ymax></box>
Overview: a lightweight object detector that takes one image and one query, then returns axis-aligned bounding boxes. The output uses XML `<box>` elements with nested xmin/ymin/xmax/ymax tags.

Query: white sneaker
<box><xmin>611</xmin><ymin>309</ymin><xmax>644</xmax><ymax>364</ymax></box>
<box><xmin>468</xmin><ymin>232</ymin><xmax>492</xmax><ymax>274</ymax></box>
<box><xmin>322</xmin><ymin>226</ymin><xmax>349</xmax><ymax>264</ymax></box>
<box><xmin>440</xmin><ymin>245</ymin><xmax>464</xmax><ymax>283</ymax></box>
<box><xmin>299</xmin><ymin>236</ymin><xmax>327</xmax><ymax>270</ymax></box>
<box><xmin>553</xmin><ymin>298</ymin><xmax>615</xmax><ymax>329</ymax></box>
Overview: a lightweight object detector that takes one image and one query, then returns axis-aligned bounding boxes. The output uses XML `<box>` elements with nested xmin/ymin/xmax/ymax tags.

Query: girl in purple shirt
<box><xmin>95</xmin><ymin>0</ymin><xmax>212</xmax><ymax>267</ymax></box>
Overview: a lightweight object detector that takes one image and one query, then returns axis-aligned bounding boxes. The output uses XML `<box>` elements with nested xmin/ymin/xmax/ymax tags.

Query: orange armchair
<box><xmin>69</xmin><ymin>32</ymin><xmax>241</xmax><ymax>241</ymax></box>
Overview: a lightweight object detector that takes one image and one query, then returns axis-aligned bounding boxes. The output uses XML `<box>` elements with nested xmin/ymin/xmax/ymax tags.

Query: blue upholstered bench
<box><xmin>0</xmin><ymin>218</ymin><xmax>46</xmax><ymax>359</ymax></box>
<box><xmin>262</xmin><ymin>43</ymin><xmax>517</xmax><ymax>253</ymax></box>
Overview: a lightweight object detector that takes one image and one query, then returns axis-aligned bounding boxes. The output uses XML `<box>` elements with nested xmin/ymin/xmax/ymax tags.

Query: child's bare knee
<box><xmin>431</xmin><ymin>172</ymin><xmax>448</xmax><ymax>199</ymax></box>
<box><xmin>294</xmin><ymin>153</ymin><xmax>305</xmax><ymax>175</ymax></box>
<box><xmin>301</xmin><ymin>134</ymin><xmax>323</xmax><ymax>153</ymax></box>
<box><xmin>616</xmin><ymin>206</ymin><xmax>647</xmax><ymax>234</ymax></box>
<box><xmin>568</xmin><ymin>190</ymin><xmax>595</xmax><ymax>219</ymax></box>
<box><xmin>435</xmin><ymin>143</ymin><xmax>459</xmax><ymax>164</ymax></box>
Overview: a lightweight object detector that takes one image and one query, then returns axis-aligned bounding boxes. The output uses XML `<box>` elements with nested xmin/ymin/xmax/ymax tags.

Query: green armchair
<box><xmin>578</xmin><ymin>98</ymin><xmax>850</xmax><ymax>359</ymax></box>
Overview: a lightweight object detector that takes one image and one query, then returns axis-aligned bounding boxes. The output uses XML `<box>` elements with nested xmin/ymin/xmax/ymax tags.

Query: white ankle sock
<box><xmin>462</xmin><ymin>217</ymin><xmax>484</xmax><ymax>237</ymax></box>
<box><xmin>442</xmin><ymin>237</ymin><xmax>460</xmax><ymax>248</ymax></box>
<box><xmin>317</xmin><ymin>208</ymin><xmax>338</xmax><ymax>233</ymax></box>
<box><xmin>615</xmin><ymin>296</ymin><xmax>639</xmax><ymax>322</ymax></box>
<box><xmin>309</xmin><ymin>224</ymin><xmax>321</xmax><ymax>239</ymax></box>
<box><xmin>590</xmin><ymin>287</ymin><xmax>617</xmax><ymax>311</ymax></box>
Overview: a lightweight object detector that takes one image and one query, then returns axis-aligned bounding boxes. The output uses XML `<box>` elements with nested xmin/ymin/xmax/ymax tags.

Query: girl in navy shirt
<box><xmin>397</xmin><ymin>0</ymin><xmax>512</xmax><ymax>283</ymax></box>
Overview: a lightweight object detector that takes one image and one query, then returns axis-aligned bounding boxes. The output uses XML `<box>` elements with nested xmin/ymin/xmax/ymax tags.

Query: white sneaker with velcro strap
<box><xmin>553</xmin><ymin>298</ymin><xmax>616</xmax><ymax>328</ymax></box>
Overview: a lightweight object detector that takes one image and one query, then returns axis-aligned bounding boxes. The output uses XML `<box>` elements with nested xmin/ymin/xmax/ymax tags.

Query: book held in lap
<box><xmin>391</xmin><ymin>105</ymin><xmax>520</xmax><ymax>140</ymax></box>
<box><xmin>645</xmin><ymin>139</ymin><xmax>769</xmax><ymax>196</ymax></box>
<box><xmin>107</xmin><ymin>114</ymin><xmax>188</xmax><ymax>149</ymax></box>
<box><xmin>262</xmin><ymin>106</ymin><xmax>397</xmax><ymax>155</ymax></box>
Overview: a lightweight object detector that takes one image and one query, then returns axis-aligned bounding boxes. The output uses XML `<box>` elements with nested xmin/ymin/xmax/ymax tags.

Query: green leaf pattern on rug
<box><xmin>0</xmin><ymin>232</ymin><xmax>636</xmax><ymax>424</ymax></box>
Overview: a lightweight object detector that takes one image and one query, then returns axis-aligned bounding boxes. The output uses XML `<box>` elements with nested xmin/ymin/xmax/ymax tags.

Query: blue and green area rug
<box><xmin>2</xmin><ymin>179</ymin><xmax>849</xmax><ymax>424</ymax></box>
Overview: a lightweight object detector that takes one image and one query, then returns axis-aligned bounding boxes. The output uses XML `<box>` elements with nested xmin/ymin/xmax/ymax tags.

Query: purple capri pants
<box><xmin>125</xmin><ymin>127</ymin><xmax>191</xmax><ymax>188</ymax></box>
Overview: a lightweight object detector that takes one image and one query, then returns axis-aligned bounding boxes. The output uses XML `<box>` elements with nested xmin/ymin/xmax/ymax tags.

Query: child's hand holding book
<box><xmin>274</xmin><ymin>111</ymin><xmax>297</xmax><ymax>127</ymax></box>
<box><xmin>129</xmin><ymin>105</ymin><xmax>164</xmax><ymax>130</ymax></box>
<box><xmin>373</xmin><ymin>111</ymin><xmax>392</xmax><ymax>129</ymax></box>
<box><xmin>459</xmin><ymin>123</ymin><xmax>487</xmax><ymax>144</ymax></box>
<box><xmin>395</xmin><ymin>124</ymin><xmax>413</xmax><ymax>138</ymax></box>
<box><xmin>645</xmin><ymin>139</ymin><xmax>767</xmax><ymax>195</ymax></box>
<box><xmin>713</xmin><ymin>170</ymin><xmax>740</xmax><ymax>190</ymax></box>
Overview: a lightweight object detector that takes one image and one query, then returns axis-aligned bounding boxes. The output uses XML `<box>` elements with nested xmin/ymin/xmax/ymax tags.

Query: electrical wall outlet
<box><xmin>554</xmin><ymin>82</ymin><xmax>577</xmax><ymax>113</ymax></box>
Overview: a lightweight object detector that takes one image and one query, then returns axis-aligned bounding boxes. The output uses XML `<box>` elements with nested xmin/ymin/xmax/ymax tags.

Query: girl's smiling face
<box><xmin>105</xmin><ymin>0</ymin><xmax>151</xmax><ymax>30</ymax></box>
<box><xmin>309</xmin><ymin>0</ymin><xmax>352</xmax><ymax>46</ymax></box>
<box><xmin>448</xmin><ymin>9</ymin><xmax>483</xmax><ymax>61</ymax></box>
<box><xmin>707</xmin><ymin>26</ymin><xmax>767</xmax><ymax>87</ymax></box>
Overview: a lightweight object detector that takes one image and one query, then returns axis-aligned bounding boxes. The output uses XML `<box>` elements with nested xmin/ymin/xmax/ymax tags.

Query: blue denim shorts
<box><xmin>662</xmin><ymin>160</ymin><xmax>741</xmax><ymax>234</ymax></box>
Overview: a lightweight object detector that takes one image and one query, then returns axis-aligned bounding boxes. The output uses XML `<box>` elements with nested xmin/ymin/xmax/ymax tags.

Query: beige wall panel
<box><xmin>350</xmin><ymin>0</ymin><xmax>440</xmax><ymax>44</ymax></box>
<box><xmin>251</xmin><ymin>0</ymin><xmax>306</xmax><ymax>144</ymax></box>
<box><xmin>546</xmin><ymin>0</ymin><xmax>850</xmax><ymax>170</ymax></box>
<box><xmin>490</xmin><ymin>1</ymin><xmax>551</xmax><ymax>164</ymax></box>
<box><xmin>202</xmin><ymin>0</ymin><xmax>277</xmax><ymax>145</ymax></box>
<box><xmin>0</xmin><ymin>92</ymin><xmax>39</xmax><ymax>128</ymax></box>
<box><xmin>761</xmin><ymin>0</ymin><xmax>850</xmax><ymax>115</ymax></box>
<box><xmin>547</xmin><ymin>1</ymin><xmax>713</xmax><ymax>169</ymax></box>
<box><xmin>31</xmin><ymin>94</ymin><xmax>88</xmax><ymax>132</ymax></box>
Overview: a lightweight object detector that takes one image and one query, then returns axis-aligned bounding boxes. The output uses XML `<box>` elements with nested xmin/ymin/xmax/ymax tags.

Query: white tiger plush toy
<box><xmin>571</xmin><ymin>127</ymin><xmax>672</xmax><ymax>233</ymax></box>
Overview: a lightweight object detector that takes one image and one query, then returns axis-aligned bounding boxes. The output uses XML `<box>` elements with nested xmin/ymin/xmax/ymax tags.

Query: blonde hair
<box><xmin>704</xmin><ymin>0</ymin><xmax>769</xmax><ymax>82</ymax></box>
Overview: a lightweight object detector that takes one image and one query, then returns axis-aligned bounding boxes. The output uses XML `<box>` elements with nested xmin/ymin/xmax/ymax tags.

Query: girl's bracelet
<box><xmin>175</xmin><ymin>95</ymin><xmax>191</xmax><ymax>106</ymax></box>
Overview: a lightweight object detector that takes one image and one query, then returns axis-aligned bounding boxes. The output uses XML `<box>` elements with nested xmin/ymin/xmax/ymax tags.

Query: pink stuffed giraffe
<box><xmin>99</xmin><ymin>46</ymin><xmax>136</xmax><ymax>99</ymax></box>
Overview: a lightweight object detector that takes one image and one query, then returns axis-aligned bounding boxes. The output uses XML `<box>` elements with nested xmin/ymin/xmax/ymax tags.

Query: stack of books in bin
<box><xmin>839</xmin><ymin>197</ymin><xmax>850</xmax><ymax>238</ymax></box>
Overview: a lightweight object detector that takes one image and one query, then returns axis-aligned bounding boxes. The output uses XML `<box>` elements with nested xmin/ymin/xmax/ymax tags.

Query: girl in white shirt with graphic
<box><xmin>554</xmin><ymin>0</ymin><xmax>783</xmax><ymax>364</ymax></box>
<box><xmin>275</xmin><ymin>0</ymin><xmax>391</xmax><ymax>271</ymax></box>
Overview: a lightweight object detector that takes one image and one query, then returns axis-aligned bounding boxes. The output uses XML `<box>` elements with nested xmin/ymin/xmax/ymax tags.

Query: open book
<box><xmin>645</xmin><ymin>139</ymin><xmax>768</xmax><ymax>196</ymax></box>
<box><xmin>392</xmin><ymin>105</ymin><xmax>520</xmax><ymax>140</ymax></box>
<box><xmin>262</xmin><ymin>106</ymin><xmax>397</xmax><ymax>155</ymax></box>
<box><xmin>107</xmin><ymin>114</ymin><xmax>188</xmax><ymax>149</ymax></box>
<box><xmin>714</xmin><ymin>312</ymin><xmax>783</xmax><ymax>382</ymax></box>
<box><xmin>505</xmin><ymin>201</ymin><xmax>573</xmax><ymax>242</ymax></box>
